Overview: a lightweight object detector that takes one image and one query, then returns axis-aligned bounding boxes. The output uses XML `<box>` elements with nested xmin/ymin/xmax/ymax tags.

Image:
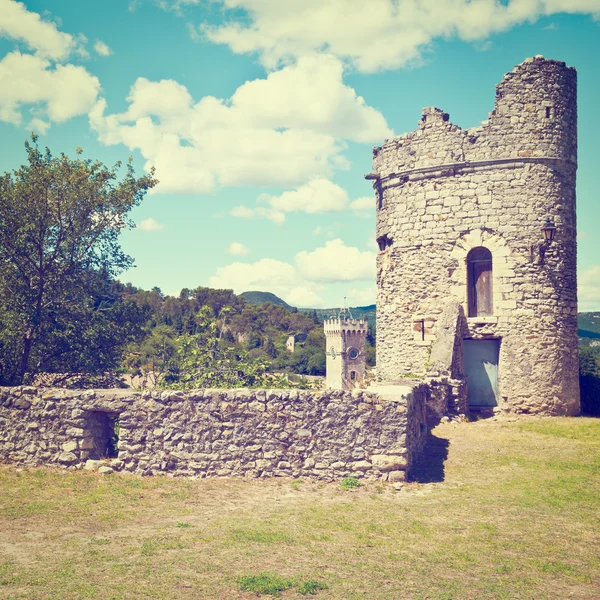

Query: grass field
<box><xmin>1</xmin><ymin>417</ymin><xmax>599</xmax><ymax>599</ymax></box>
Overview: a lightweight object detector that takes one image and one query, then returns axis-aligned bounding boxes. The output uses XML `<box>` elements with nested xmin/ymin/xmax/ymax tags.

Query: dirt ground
<box><xmin>0</xmin><ymin>416</ymin><xmax>599</xmax><ymax>599</ymax></box>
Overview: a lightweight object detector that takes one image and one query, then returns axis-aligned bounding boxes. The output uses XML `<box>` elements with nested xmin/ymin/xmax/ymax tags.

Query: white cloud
<box><xmin>138</xmin><ymin>217</ymin><xmax>164</xmax><ymax>231</ymax></box>
<box><xmin>229</xmin><ymin>54</ymin><xmax>391</xmax><ymax>142</ymax></box>
<box><xmin>198</xmin><ymin>0</ymin><xmax>600</xmax><ymax>73</ymax></box>
<box><xmin>349</xmin><ymin>195</ymin><xmax>374</xmax><ymax>218</ymax></box>
<box><xmin>209</xmin><ymin>258</ymin><xmax>325</xmax><ymax>307</ymax></box>
<box><xmin>295</xmin><ymin>238</ymin><xmax>375</xmax><ymax>282</ymax></box>
<box><xmin>232</xmin><ymin>180</ymin><xmax>374</xmax><ymax>224</ymax></box>
<box><xmin>0</xmin><ymin>0</ymin><xmax>76</xmax><ymax>60</ymax></box>
<box><xmin>209</xmin><ymin>239</ymin><xmax>376</xmax><ymax>306</ymax></box>
<box><xmin>0</xmin><ymin>51</ymin><xmax>100</xmax><ymax>127</ymax></box>
<box><xmin>230</xmin><ymin>205</ymin><xmax>285</xmax><ymax>225</ymax></box>
<box><xmin>28</xmin><ymin>117</ymin><xmax>50</xmax><ymax>134</ymax></box>
<box><xmin>89</xmin><ymin>54</ymin><xmax>390</xmax><ymax>193</ymax></box>
<box><xmin>226</xmin><ymin>241</ymin><xmax>249</xmax><ymax>255</ymax></box>
<box><xmin>0</xmin><ymin>3</ymin><xmax>99</xmax><ymax>129</ymax></box>
<box><xmin>94</xmin><ymin>40</ymin><xmax>113</xmax><ymax>56</ymax></box>
<box><xmin>579</xmin><ymin>265</ymin><xmax>600</xmax><ymax>312</ymax></box>
<box><xmin>264</xmin><ymin>178</ymin><xmax>349</xmax><ymax>214</ymax></box>
<box><xmin>232</xmin><ymin>178</ymin><xmax>349</xmax><ymax>224</ymax></box>
<box><xmin>347</xmin><ymin>285</ymin><xmax>376</xmax><ymax>306</ymax></box>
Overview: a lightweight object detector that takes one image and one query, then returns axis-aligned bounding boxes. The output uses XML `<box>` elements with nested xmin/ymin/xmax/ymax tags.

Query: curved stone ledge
<box><xmin>376</xmin><ymin>156</ymin><xmax>576</xmax><ymax>190</ymax></box>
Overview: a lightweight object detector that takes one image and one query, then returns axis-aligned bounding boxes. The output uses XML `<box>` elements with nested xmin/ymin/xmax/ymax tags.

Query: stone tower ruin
<box><xmin>324</xmin><ymin>312</ymin><xmax>367</xmax><ymax>390</ymax></box>
<box><xmin>368</xmin><ymin>56</ymin><xmax>579</xmax><ymax>416</ymax></box>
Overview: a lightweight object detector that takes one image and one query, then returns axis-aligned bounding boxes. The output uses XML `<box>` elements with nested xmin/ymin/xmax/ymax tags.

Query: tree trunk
<box><xmin>17</xmin><ymin>332</ymin><xmax>33</xmax><ymax>385</ymax></box>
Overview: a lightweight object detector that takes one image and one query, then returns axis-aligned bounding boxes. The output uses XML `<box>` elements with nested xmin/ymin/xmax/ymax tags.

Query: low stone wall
<box><xmin>0</xmin><ymin>385</ymin><xmax>428</xmax><ymax>484</ymax></box>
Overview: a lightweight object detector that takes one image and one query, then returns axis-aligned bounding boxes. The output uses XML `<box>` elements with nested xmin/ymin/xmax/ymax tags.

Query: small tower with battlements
<box><xmin>324</xmin><ymin>307</ymin><xmax>368</xmax><ymax>390</ymax></box>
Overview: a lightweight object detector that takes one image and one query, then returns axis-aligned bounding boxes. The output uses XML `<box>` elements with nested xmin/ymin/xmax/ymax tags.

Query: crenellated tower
<box><xmin>324</xmin><ymin>312</ymin><xmax>368</xmax><ymax>390</ymax></box>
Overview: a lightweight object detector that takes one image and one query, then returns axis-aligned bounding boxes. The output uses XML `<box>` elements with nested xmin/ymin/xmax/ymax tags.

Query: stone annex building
<box><xmin>366</xmin><ymin>55</ymin><xmax>579</xmax><ymax>416</ymax></box>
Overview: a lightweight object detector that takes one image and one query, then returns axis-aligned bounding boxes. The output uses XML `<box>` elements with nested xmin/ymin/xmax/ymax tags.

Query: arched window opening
<box><xmin>350</xmin><ymin>371</ymin><xmax>356</xmax><ymax>380</ymax></box>
<box><xmin>467</xmin><ymin>247</ymin><xmax>493</xmax><ymax>317</ymax></box>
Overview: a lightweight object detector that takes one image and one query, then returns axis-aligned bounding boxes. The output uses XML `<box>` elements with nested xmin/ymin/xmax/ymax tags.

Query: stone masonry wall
<box><xmin>371</xmin><ymin>56</ymin><xmax>579</xmax><ymax>415</ymax></box>
<box><xmin>0</xmin><ymin>385</ymin><xmax>428</xmax><ymax>484</ymax></box>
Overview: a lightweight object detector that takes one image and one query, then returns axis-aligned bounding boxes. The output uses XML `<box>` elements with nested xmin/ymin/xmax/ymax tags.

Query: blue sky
<box><xmin>1</xmin><ymin>0</ymin><xmax>599</xmax><ymax>309</ymax></box>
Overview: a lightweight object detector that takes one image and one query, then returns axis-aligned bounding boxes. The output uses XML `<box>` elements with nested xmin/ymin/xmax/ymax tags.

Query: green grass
<box><xmin>0</xmin><ymin>417</ymin><xmax>599</xmax><ymax>599</ymax></box>
<box><xmin>237</xmin><ymin>573</ymin><xmax>327</xmax><ymax>596</ymax></box>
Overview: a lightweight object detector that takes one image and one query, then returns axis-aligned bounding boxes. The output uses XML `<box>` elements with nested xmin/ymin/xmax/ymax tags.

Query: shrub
<box><xmin>340</xmin><ymin>476</ymin><xmax>361</xmax><ymax>491</ymax></box>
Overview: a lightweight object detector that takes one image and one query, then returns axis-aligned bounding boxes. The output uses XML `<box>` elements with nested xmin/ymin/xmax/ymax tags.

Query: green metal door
<box><xmin>464</xmin><ymin>339</ymin><xmax>499</xmax><ymax>407</ymax></box>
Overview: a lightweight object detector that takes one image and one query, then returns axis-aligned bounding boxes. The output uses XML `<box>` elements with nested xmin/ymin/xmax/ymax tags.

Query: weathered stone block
<box><xmin>13</xmin><ymin>397</ymin><xmax>31</xmax><ymax>410</ymax></box>
<box><xmin>58</xmin><ymin>451</ymin><xmax>78</xmax><ymax>464</ymax></box>
<box><xmin>370</xmin><ymin>455</ymin><xmax>408</xmax><ymax>472</ymax></box>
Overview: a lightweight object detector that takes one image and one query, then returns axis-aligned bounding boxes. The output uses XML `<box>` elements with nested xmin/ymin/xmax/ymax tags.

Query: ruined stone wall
<box><xmin>0</xmin><ymin>385</ymin><xmax>428</xmax><ymax>484</ymax></box>
<box><xmin>372</xmin><ymin>56</ymin><xmax>579</xmax><ymax>415</ymax></box>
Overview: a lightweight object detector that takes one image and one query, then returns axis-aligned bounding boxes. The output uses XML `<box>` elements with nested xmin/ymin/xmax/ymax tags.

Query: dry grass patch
<box><xmin>0</xmin><ymin>417</ymin><xmax>598</xmax><ymax>599</ymax></box>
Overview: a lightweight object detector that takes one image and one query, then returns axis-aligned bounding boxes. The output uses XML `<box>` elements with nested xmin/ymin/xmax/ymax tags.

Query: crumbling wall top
<box><xmin>370</xmin><ymin>56</ymin><xmax>577</xmax><ymax>182</ymax></box>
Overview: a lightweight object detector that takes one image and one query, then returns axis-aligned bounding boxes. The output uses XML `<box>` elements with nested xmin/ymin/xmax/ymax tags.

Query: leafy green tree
<box><xmin>123</xmin><ymin>324</ymin><xmax>178</xmax><ymax>386</ymax></box>
<box><xmin>0</xmin><ymin>136</ymin><xmax>157</xmax><ymax>384</ymax></box>
<box><xmin>580</xmin><ymin>346</ymin><xmax>599</xmax><ymax>377</ymax></box>
<box><xmin>162</xmin><ymin>307</ymin><xmax>284</xmax><ymax>388</ymax></box>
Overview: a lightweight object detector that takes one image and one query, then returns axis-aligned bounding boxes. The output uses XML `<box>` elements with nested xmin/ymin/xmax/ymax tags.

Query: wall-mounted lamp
<box><xmin>533</xmin><ymin>217</ymin><xmax>557</xmax><ymax>265</ymax></box>
<box><xmin>542</xmin><ymin>218</ymin><xmax>557</xmax><ymax>243</ymax></box>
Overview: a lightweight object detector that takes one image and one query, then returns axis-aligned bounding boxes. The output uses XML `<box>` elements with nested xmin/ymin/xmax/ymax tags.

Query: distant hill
<box><xmin>579</xmin><ymin>312</ymin><xmax>600</xmax><ymax>335</ymax></box>
<box><xmin>241</xmin><ymin>291</ymin><xmax>292</xmax><ymax>309</ymax></box>
<box><xmin>579</xmin><ymin>312</ymin><xmax>600</xmax><ymax>342</ymax></box>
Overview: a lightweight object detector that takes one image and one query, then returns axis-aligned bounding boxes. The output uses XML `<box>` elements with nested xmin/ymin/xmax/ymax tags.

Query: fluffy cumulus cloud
<box><xmin>578</xmin><ymin>265</ymin><xmax>600</xmax><ymax>312</ymax></box>
<box><xmin>138</xmin><ymin>217</ymin><xmax>164</xmax><ymax>231</ymax></box>
<box><xmin>231</xmin><ymin>178</ymin><xmax>350</xmax><ymax>223</ymax></box>
<box><xmin>229</xmin><ymin>205</ymin><xmax>285</xmax><ymax>225</ymax></box>
<box><xmin>198</xmin><ymin>0</ymin><xmax>600</xmax><ymax>72</ymax></box>
<box><xmin>0</xmin><ymin>0</ymin><xmax>75</xmax><ymax>60</ymax></box>
<box><xmin>0</xmin><ymin>1</ymin><xmax>99</xmax><ymax>130</ymax></box>
<box><xmin>347</xmin><ymin>284</ymin><xmax>377</xmax><ymax>306</ymax></box>
<box><xmin>0</xmin><ymin>51</ymin><xmax>100</xmax><ymax>128</ymax></box>
<box><xmin>295</xmin><ymin>239</ymin><xmax>375</xmax><ymax>282</ymax></box>
<box><xmin>209</xmin><ymin>239</ymin><xmax>375</xmax><ymax>306</ymax></box>
<box><xmin>89</xmin><ymin>54</ymin><xmax>391</xmax><ymax>193</ymax></box>
<box><xmin>226</xmin><ymin>242</ymin><xmax>249</xmax><ymax>255</ymax></box>
<box><xmin>209</xmin><ymin>258</ymin><xmax>325</xmax><ymax>307</ymax></box>
<box><xmin>94</xmin><ymin>40</ymin><xmax>113</xmax><ymax>56</ymax></box>
<box><xmin>231</xmin><ymin>179</ymin><xmax>376</xmax><ymax>223</ymax></box>
<box><xmin>349</xmin><ymin>196</ymin><xmax>374</xmax><ymax>217</ymax></box>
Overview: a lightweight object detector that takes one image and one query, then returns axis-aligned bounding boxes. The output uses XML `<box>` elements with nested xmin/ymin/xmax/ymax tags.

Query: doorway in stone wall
<box><xmin>464</xmin><ymin>339</ymin><xmax>499</xmax><ymax>407</ymax></box>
